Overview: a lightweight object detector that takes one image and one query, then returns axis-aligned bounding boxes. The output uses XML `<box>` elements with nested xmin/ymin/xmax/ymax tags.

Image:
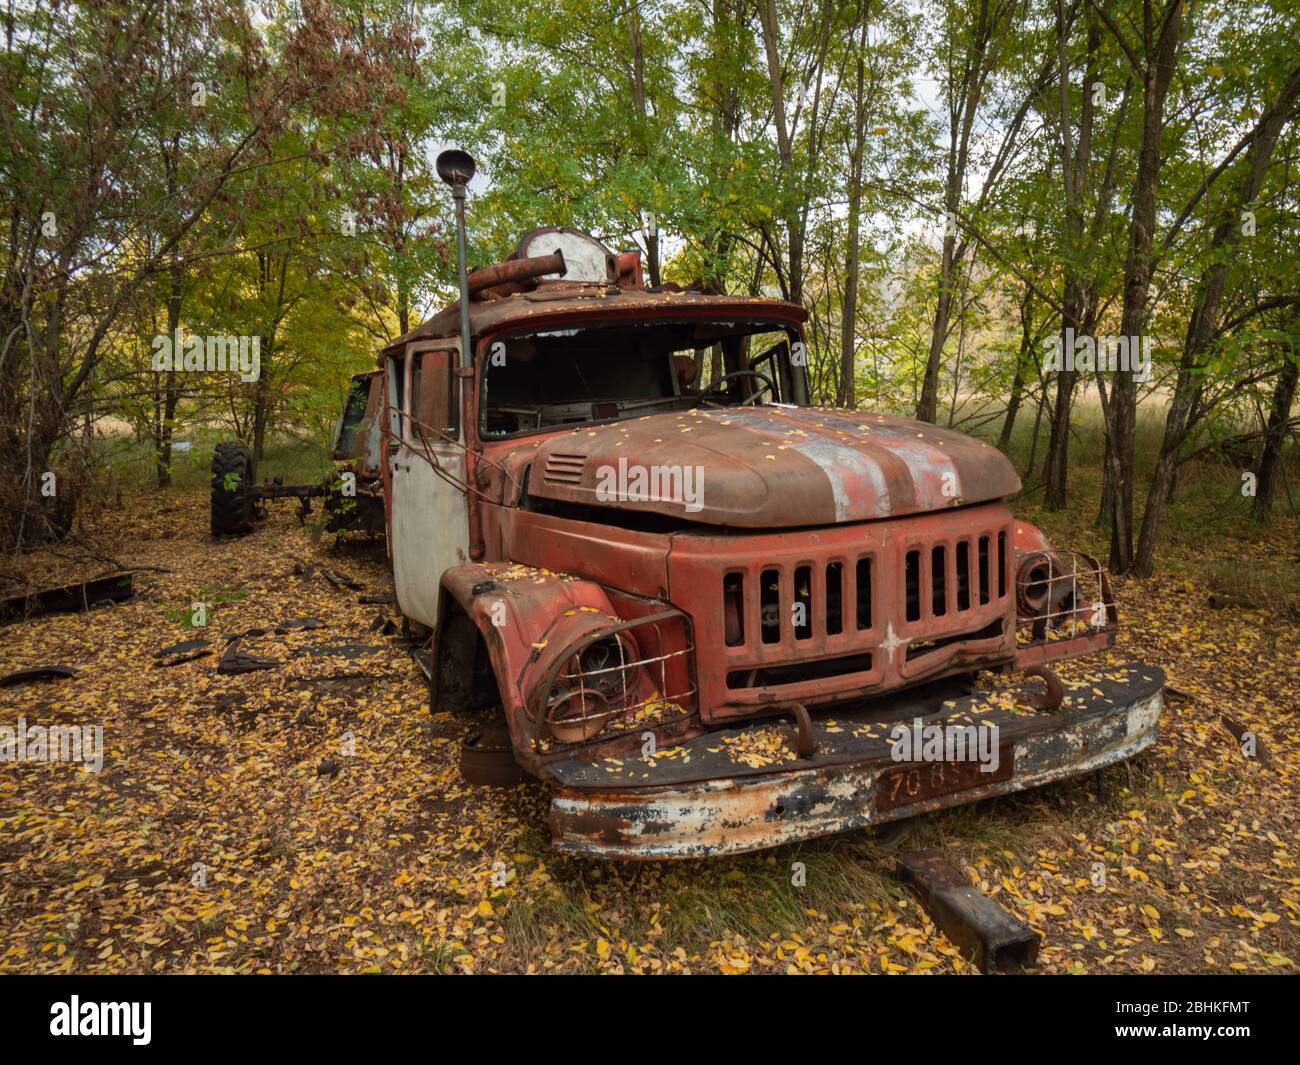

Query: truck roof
<box><xmin>380</xmin><ymin>283</ymin><xmax>808</xmax><ymax>362</ymax></box>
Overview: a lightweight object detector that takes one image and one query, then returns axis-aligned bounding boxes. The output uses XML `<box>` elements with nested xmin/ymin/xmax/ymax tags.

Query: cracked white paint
<box><xmin>551</xmin><ymin>689</ymin><xmax>1166</xmax><ymax>858</ymax></box>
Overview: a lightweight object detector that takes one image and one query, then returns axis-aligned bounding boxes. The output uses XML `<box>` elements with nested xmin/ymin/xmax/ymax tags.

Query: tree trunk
<box><xmin>1098</xmin><ymin>435</ymin><xmax>1113</xmax><ymax>527</ymax></box>
<box><xmin>919</xmin><ymin>234</ymin><xmax>957</xmax><ymax>424</ymax></box>
<box><xmin>838</xmin><ymin>7</ymin><xmax>869</xmax><ymax>409</ymax></box>
<box><xmin>1132</xmin><ymin>57</ymin><xmax>1300</xmax><ymax>574</ymax></box>
<box><xmin>1254</xmin><ymin>353</ymin><xmax>1299</xmax><ymax>522</ymax></box>
<box><xmin>999</xmin><ymin>286</ymin><xmax>1034</xmax><ymax>449</ymax></box>
<box><xmin>627</xmin><ymin>6</ymin><xmax>661</xmax><ymax>288</ymax></box>
<box><xmin>1042</xmin><ymin>280</ymin><xmax>1086</xmax><ymax>509</ymax></box>
<box><xmin>156</xmin><ymin>256</ymin><xmax>184</xmax><ymax>489</ymax></box>
<box><xmin>1025</xmin><ymin>384</ymin><xmax>1045</xmax><ymax>481</ymax></box>
<box><xmin>918</xmin><ymin>0</ymin><xmax>1002</xmax><ymax>423</ymax></box>
<box><xmin>1106</xmin><ymin>0</ymin><xmax>1186</xmax><ymax>575</ymax></box>
<box><xmin>757</xmin><ymin>0</ymin><xmax>803</xmax><ymax>305</ymax></box>
<box><xmin>1041</xmin><ymin>6</ymin><xmax>1098</xmax><ymax>510</ymax></box>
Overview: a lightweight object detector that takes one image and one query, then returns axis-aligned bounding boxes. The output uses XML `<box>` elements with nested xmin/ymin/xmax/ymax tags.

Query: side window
<box><xmin>748</xmin><ymin>333</ymin><xmax>801</xmax><ymax>402</ymax></box>
<box><xmin>335</xmin><ymin>377</ymin><xmax>369</xmax><ymax>456</ymax></box>
<box><xmin>387</xmin><ymin>355</ymin><xmax>405</xmax><ymax>440</ymax></box>
<box><xmin>749</xmin><ymin>340</ymin><xmax>785</xmax><ymax>402</ymax></box>
<box><xmin>408</xmin><ymin>357</ymin><xmax>422</xmax><ymax>442</ymax></box>
<box><xmin>691</xmin><ymin>342</ymin><xmax>729</xmax><ymax>395</ymax></box>
<box><xmin>417</xmin><ymin>349</ymin><xmax>458</xmax><ymax>437</ymax></box>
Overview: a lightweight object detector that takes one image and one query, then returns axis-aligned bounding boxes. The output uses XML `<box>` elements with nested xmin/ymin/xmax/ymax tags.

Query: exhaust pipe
<box><xmin>436</xmin><ymin>148</ymin><xmax>477</xmax><ymax>371</ymax></box>
<box><xmin>468</xmin><ymin>249</ymin><xmax>566</xmax><ymax>301</ymax></box>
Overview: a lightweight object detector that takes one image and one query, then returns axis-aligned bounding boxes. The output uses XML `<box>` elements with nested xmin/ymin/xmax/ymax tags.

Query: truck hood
<box><xmin>527</xmin><ymin>406</ymin><xmax>1020</xmax><ymax>527</ymax></box>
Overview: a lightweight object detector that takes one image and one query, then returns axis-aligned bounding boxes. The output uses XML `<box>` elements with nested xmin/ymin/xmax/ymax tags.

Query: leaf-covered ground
<box><xmin>1</xmin><ymin>490</ymin><xmax>1296</xmax><ymax>974</ymax></box>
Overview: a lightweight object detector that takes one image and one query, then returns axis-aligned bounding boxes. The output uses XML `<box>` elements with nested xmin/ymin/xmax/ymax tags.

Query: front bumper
<box><xmin>547</xmin><ymin>662</ymin><xmax>1163</xmax><ymax>859</ymax></box>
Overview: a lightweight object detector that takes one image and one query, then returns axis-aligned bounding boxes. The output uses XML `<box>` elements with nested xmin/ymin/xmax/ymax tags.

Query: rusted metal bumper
<box><xmin>547</xmin><ymin>662</ymin><xmax>1163</xmax><ymax>859</ymax></box>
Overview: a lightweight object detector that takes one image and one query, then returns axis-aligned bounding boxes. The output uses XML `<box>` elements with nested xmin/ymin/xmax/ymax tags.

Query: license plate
<box><xmin>875</xmin><ymin>749</ymin><xmax>1014</xmax><ymax>812</ymax></box>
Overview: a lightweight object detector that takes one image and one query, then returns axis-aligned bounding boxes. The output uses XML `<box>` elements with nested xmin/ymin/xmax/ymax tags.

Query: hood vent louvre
<box><xmin>543</xmin><ymin>451</ymin><xmax>587</xmax><ymax>485</ymax></box>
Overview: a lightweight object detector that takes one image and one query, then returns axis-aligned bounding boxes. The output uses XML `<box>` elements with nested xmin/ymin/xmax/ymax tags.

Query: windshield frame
<box><xmin>475</xmin><ymin>313</ymin><xmax>809</xmax><ymax>442</ymax></box>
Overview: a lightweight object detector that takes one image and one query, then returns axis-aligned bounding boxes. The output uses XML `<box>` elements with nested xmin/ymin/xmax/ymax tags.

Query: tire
<box><xmin>459</xmin><ymin>721</ymin><xmax>528</xmax><ymax>787</ymax></box>
<box><xmin>211</xmin><ymin>441</ymin><xmax>256</xmax><ymax>536</ymax></box>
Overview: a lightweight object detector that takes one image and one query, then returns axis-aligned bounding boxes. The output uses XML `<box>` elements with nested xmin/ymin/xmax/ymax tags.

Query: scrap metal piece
<box><xmin>368</xmin><ymin>613</ymin><xmax>398</xmax><ymax>635</ymax></box>
<box><xmin>320</xmin><ymin>568</ymin><xmax>363</xmax><ymax>591</ymax></box>
<box><xmin>0</xmin><ymin>571</ymin><xmax>135</xmax><ymax>623</ymax></box>
<box><xmin>1220</xmin><ymin>715</ymin><xmax>1272</xmax><ymax>768</ymax></box>
<box><xmin>153</xmin><ymin>639</ymin><xmax>211</xmax><ymax>668</ymax></box>
<box><xmin>0</xmin><ymin>665</ymin><xmax>78</xmax><ymax>687</ymax></box>
<box><xmin>896</xmin><ymin>849</ymin><xmax>1040</xmax><ymax>974</ymax></box>
<box><xmin>217</xmin><ymin>638</ymin><xmax>280</xmax><ymax>675</ymax></box>
<box><xmin>275</xmin><ymin>617</ymin><xmax>324</xmax><ymax>634</ymax></box>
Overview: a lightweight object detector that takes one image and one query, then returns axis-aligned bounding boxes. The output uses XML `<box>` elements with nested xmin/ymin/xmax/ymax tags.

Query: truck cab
<box><xmin>379</xmin><ymin>228</ymin><xmax>1164</xmax><ymax>859</ymax></box>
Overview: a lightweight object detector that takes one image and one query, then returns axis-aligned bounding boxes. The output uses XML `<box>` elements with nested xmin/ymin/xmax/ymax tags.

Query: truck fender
<box><xmin>435</xmin><ymin>564</ymin><xmax>621</xmax><ymax>758</ymax></box>
<box><xmin>1012</xmin><ymin>519</ymin><xmax>1054</xmax><ymax>557</ymax></box>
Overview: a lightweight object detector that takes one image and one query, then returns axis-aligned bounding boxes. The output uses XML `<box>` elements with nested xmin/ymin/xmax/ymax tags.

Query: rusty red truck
<box><xmin>364</xmin><ymin>154</ymin><xmax>1166</xmax><ymax>859</ymax></box>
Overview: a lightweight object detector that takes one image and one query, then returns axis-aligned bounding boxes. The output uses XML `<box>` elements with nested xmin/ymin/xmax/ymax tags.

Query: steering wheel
<box><xmin>699</xmin><ymin>369</ymin><xmax>775</xmax><ymax>407</ymax></box>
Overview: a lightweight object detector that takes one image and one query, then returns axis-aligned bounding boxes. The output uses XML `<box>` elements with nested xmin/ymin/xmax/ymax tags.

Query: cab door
<box><xmin>387</xmin><ymin>340</ymin><xmax>469</xmax><ymax>627</ymax></box>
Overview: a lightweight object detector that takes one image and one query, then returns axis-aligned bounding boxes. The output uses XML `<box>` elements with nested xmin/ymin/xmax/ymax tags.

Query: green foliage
<box><xmin>3</xmin><ymin>0</ymin><xmax>1296</xmax><ymax>566</ymax></box>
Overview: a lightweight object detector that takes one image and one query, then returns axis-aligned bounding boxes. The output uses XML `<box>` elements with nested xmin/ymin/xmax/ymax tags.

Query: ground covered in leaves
<box><xmin>1</xmin><ymin>489</ymin><xmax>1297</xmax><ymax>974</ymax></box>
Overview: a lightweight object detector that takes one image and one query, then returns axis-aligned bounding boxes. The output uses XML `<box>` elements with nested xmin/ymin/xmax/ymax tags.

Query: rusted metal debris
<box><xmin>274</xmin><ymin>617</ymin><xmax>324</xmax><ymax>634</ymax></box>
<box><xmin>460</xmin><ymin>722</ymin><xmax>530</xmax><ymax>787</ymax></box>
<box><xmin>153</xmin><ymin>639</ymin><xmax>212</xmax><ymax>668</ymax></box>
<box><xmin>0</xmin><ymin>570</ymin><xmax>134</xmax><ymax>623</ymax></box>
<box><xmin>1208</xmin><ymin>593</ymin><xmax>1259</xmax><ymax>610</ymax></box>
<box><xmin>292</xmin><ymin>562</ymin><xmax>364</xmax><ymax>591</ymax></box>
<box><xmin>0</xmin><ymin>665</ymin><xmax>78</xmax><ymax>687</ymax></box>
<box><xmin>896</xmin><ymin>850</ymin><xmax>1041</xmax><ymax>974</ymax></box>
<box><xmin>217</xmin><ymin>638</ymin><xmax>280</xmax><ymax>675</ymax></box>
<box><xmin>1220</xmin><ymin>715</ymin><xmax>1272</xmax><ymax>768</ymax></box>
<box><xmin>321</xmin><ymin>568</ymin><xmax>363</xmax><ymax>591</ymax></box>
<box><xmin>410</xmin><ymin>645</ymin><xmax>433</xmax><ymax>682</ymax></box>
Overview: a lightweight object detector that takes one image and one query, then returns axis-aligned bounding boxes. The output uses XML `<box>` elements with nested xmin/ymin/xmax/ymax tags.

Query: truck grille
<box><xmin>723</xmin><ymin>557</ymin><xmax>875</xmax><ymax>648</ymax></box>
<box><xmin>680</xmin><ymin>510</ymin><xmax>1017</xmax><ymax>717</ymax></box>
<box><xmin>721</xmin><ymin>533</ymin><xmax>1006</xmax><ymax>650</ymax></box>
<box><xmin>903</xmin><ymin>533</ymin><xmax>1006</xmax><ymax>623</ymax></box>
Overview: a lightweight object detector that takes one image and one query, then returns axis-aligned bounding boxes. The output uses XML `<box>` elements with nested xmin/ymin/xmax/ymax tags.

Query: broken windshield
<box><xmin>480</xmin><ymin>318</ymin><xmax>806</xmax><ymax>437</ymax></box>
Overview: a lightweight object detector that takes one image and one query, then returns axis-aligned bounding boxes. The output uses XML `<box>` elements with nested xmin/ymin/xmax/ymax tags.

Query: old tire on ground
<box><xmin>211</xmin><ymin>441</ymin><xmax>256</xmax><ymax>536</ymax></box>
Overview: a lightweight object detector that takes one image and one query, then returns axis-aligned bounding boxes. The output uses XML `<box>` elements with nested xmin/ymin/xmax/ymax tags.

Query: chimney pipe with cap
<box><xmin>436</xmin><ymin>149</ymin><xmax>477</xmax><ymax>373</ymax></box>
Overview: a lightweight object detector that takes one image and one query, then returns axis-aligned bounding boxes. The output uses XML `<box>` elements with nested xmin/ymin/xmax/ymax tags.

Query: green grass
<box><xmin>162</xmin><ymin>584</ymin><xmax>248</xmax><ymax>626</ymax></box>
<box><xmin>499</xmin><ymin>837</ymin><xmax>910</xmax><ymax>970</ymax></box>
<box><xmin>983</xmin><ymin>395</ymin><xmax>1300</xmax><ymax>605</ymax></box>
<box><xmin>98</xmin><ymin>426</ymin><xmax>336</xmax><ymax>493</ymax></box>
